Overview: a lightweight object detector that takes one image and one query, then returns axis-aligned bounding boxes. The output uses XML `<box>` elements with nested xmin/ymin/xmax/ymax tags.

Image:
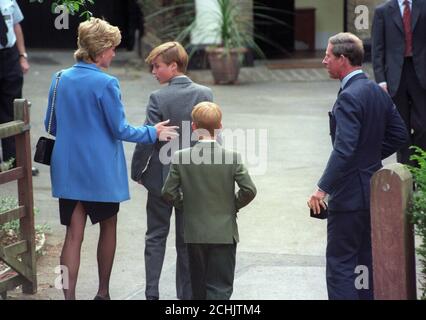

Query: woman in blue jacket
<box><xmin>44</xmin><ymin>18</ymin><xmax>177</xmax><ymax>300</ymax></box>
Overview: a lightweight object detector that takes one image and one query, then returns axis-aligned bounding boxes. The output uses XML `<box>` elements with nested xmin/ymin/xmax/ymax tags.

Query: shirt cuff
<box><xmin>317</xmin><ymin>185</ymin><xmax>329</xmax><ymax>196</ymax></box>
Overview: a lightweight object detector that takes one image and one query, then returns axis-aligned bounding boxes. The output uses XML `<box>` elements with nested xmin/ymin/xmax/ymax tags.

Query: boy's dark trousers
<box><xmin>144</xmin><ymin>192</ymin><xmax>192</xmax><ymax>300</ymax></box>
<box><xmin>187</xmin><ymin>242</ymin><xmax>236</xmax><ymax>300</ymax></box>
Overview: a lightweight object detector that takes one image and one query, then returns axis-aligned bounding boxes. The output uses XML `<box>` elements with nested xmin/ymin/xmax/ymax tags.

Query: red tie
<box><xmin>403</xmin><ymin>0</ymin><xmax>412</xmax><ymax>56</ymax></box>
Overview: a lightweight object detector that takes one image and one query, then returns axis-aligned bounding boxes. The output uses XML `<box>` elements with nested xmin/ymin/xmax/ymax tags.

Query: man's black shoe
<box><xmin>146</xmin><ymin>296</ymin><xmax>159</xmax><ymax>300</ymax></box>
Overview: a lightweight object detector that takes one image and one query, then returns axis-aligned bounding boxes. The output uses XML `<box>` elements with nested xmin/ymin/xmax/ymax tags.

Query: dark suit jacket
<box><xmin>372</xmin><ymin>0</ymin><xmax>426</xmax><ymax>96</ymax></box>
<box><xmin>131</xmin><ymin>76</ymin><xmax>213</xmax><ymax>196</ymax></box>
<box><xmin>161</xmin><ymin>141</ymin><xmax>257</xmax><ymax>244</ymax></box>
<box><xmin>318</xmin><ymin>73</ymin><xmax>408</xmax><ymax>212</ymax></box>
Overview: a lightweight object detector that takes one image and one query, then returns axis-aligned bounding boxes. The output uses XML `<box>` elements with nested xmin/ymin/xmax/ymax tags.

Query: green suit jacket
<box><xmin>162</xmin><ymin>141</ymin><xmax>257</xmax><ymax>244</ymax></box>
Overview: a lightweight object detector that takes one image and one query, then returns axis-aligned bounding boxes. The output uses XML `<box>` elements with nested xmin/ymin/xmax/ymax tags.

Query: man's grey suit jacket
<box><xmin>131</xmin><ymin>76</ymin><xmax>213</xmax><ymax>196</ymax></box>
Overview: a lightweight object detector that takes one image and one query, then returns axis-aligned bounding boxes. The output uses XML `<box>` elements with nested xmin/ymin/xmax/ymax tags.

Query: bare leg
<box><xmin>60</xmin><ymin>202</ymin><xmax>87</xmax><ymax>300</ymax></box>
<box><xmin>96</xmin><ymin>214</ymin><xmax>117</xmax><ymax>299</ymax></box>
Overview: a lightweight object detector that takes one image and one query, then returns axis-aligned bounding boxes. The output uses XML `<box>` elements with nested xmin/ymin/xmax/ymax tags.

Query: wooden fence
<box><xmin>0</xmin><ymin>99</ymin><xmax>37</xmax><ymax>299</ymax></box>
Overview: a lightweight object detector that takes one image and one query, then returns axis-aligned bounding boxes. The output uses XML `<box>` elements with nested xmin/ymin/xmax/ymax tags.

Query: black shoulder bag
<box><xmin>34</xmin><ymin>71</ymin><xmax>62</xmax><ymax>165</ymax></box>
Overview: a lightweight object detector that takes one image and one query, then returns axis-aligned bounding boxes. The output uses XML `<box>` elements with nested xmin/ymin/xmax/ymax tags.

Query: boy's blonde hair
<box><xmin>145</xmin><ymin>41</ymin><xmax>188</xmax><ymax>73</ymax></box>
<box><xmin>192</xmin><ymin>102</ymin><xmax>222</xmax><ymax>136</ymax></box>
<box><xmin>74</xmin><ymin>18</ymin><xmax>121</xmax><ymax>62</ymax></box>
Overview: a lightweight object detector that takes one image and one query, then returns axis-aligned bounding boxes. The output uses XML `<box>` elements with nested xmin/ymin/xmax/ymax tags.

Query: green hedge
<box><xmin>408</xmin><ymin>146</ymin><xmax>426</xmax><ymax>299</ymax></box>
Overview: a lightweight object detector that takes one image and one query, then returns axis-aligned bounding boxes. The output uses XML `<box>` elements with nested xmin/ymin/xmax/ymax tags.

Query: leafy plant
<box><xmin>142</xmin><ymin>0</ymin><xmax>195</xmax><ymax>46</ymax></box>
<box><xmin>0</xmin><ymin>157</ymin><xmax>15</xmax><ymax>172</ymax></box>
<box><xmin>407</xmin><ymin>146</ymin><xmax>426</xmax><ymax>299</ymax></box>
<box><xmin>144</xmin><ymin>0</ymin><xmax>291</xmax><ymax>58</ymax></box>
<box><xmin>28</xmin><ymin>0</ymin><xmax>94</xmax><ymax>19</ymax></box>
<box><xmin>0</xmin><ymin>197</ymin><xmax>20</xmax><ymax>234</ymax></box>
<box><xmin>0</xmin><ymin>197</ymin><xmax>50</xmax><ymax>237</ymax></box>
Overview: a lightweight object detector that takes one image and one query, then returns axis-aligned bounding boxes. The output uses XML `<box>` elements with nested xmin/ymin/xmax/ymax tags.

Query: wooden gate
<box><xmin>0</xmin><ymin>99</ymin><xmax>37</xmax><ymax>299</ymax></box>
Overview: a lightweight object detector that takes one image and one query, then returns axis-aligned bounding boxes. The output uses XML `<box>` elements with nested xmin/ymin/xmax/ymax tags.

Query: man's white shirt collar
<box><xmin>341</xmin><ymin>69</ymin><xmax>363</xmax><ymax>89</ymax></box>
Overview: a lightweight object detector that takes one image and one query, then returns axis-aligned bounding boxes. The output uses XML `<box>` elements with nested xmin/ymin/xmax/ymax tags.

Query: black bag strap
<box><xmin>47</xmin><ymin>71</ymin><xmax>63</xmax><ymax>135</ymax></box>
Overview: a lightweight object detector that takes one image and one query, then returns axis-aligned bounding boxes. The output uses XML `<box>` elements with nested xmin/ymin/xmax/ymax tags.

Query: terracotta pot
<box><xmin>206</xmin><ymin>47</ymin><xmax>247</xmax><ymax>84</ymax></box>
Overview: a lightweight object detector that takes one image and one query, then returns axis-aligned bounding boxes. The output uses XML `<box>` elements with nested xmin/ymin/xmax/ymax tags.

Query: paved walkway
<box><xmin>1</xmin><ymin>49</ymin><xmax>376</xmax><ymax>300</ymax></box>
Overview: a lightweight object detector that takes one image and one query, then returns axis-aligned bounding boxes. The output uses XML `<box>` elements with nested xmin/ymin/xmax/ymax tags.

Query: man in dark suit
<box><xmin>372</xmin><ymin>0</ymin><xmax>426</xmax><ymax>164</ymax></box>
<box><xmin>131</xmin><ymin>42</ymin><xmax>213</xmax><ymax>300</ymax></box>
<box><xmin>308</xmin><ymin>33</ymin><xmax>408</xmax><ymax>300</ymax></box>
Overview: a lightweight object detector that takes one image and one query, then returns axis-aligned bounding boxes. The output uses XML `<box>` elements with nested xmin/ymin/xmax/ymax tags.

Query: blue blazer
<box><xmin>318</xmin><ymin>73</ymin><xmax>408</xmax><ymax>212</ymax></box>
<box><xmin>44</xmin><ymin>62</ymin><xmax>157</xmax><ymax>202</ymax></box>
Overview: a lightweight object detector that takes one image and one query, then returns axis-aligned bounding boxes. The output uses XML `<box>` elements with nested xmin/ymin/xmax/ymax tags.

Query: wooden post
<box><xmin>14</xmin><ymin>99</ymin><xmax>37</xmax><ymax>294</ymax></box>
<box><xmin>370</xmin><ymin>163</ymin><xmax>416</xmax><ymax>299</ymax></box>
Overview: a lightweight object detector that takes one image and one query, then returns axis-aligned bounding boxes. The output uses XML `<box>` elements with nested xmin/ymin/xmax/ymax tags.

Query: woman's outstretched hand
<box><xmin>154</xmin><ymin>119</ymin><xmax>179</xmax><ymax>141</ymax></box>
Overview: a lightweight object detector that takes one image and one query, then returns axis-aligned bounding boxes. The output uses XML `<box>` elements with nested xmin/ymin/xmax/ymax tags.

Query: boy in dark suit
<box><xmin>131</xmin><ymin>42</ymin><xmax>213</xmax><ymax>300</ymax></box>
<box><xmin>162</xmin><ymin>102</ymin><xmax>257</xmax><ymax>300</ymax></box>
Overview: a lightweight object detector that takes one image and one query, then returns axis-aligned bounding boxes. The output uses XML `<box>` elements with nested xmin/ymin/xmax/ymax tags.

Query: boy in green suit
<box><xmin>162</xmin><ymin>101</ymin><xmax>257</xmax><ymax>300</ymax></box>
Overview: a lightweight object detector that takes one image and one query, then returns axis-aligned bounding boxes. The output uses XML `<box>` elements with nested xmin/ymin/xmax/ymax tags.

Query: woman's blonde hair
<box><xmin>145</xmin><ymin>42</ymin><xmax>189</xmax><ymax>73</ymax></box>
<box><xmin>191</xmin><ymin>102</ymin><xmax>222</xmax><ymax>136</ymax></box>
<box><xmin>74</xmin><ymin>18</ymin><xmax>121</xmax><ymax>62</ymax></box>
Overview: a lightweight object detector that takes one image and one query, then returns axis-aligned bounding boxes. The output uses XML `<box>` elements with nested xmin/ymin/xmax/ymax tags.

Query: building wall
<box><xmin>295</xmin><ymin>0</ymin><xmax>344</xmax><ymax>50</ymax></box>
<box><xmin>347</xmin><ymin>0</ymin><xmax>386</xmax><ymax>39</ymax></box>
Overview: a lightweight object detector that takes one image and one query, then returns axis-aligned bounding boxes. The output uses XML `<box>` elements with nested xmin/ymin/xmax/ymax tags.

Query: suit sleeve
<box><xmin>144</xmin><ymin>93</ymin><xmax>163</xmax><ymax>125</ymax></box>
<box><xmin>234</xmin><ymin>153</ymin><xmax>257</xmax><ymax>210</ymax></box>
<box><xmin>372</xmin><ymin>7</ymin><xmax>386</xmax><ymax>84</ymax></box>
<box><xmin>130</xmin><ymin>93</ymin><xmax>162</xmax><ymax>182</ymax></box>
<box><xmin>100</xmin><ymin>78</ymin><xmax>157</xmax><ymax>143</ymax></box>
<box><xmin>318</xmin><ymin>93</ymin><xmax>361</xmax><ymax>194</ymax></box>
<box><xmin>161</xmin><ymin>153</ymin><xmax>183</xmax><ymax>209</ymax></box>
<box><xmin>382</xmin><ymin>103</ymin><xmax>409</xmax><ymax>159</ymax></box>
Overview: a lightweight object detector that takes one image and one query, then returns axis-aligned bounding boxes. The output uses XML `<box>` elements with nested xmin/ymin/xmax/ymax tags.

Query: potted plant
<box><xmin>198</xmin><ymin>0</ymin><xmax>252</xmax><ymax>84</ymax></box>
<box><xmin>144</xmin><ymin>0</ymin><xmax>291</xmax><ymax>84</ymax></box>
<box><xmin>185</xmin><ymin>0</ymin><xmax>291</xmax><ymax>84</ymax></box>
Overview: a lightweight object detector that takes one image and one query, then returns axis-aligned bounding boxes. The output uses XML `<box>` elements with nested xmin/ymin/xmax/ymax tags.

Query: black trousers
<box><xmin>326</xmin><ymin>210</ymin><xmax>374</xmax><ymax>300</ymax></box>
<box><xmin>392</xmin><ymin>57</ymin><xmax>426</xmax><ymax>164</ymax></box>
<box><xmin>187</xmin><ymin>242</ymin><xmax>236</xmax><ymax>300</ymax></box>
<box><xmin>0</xmin><ymin>45</ymin><xmax>23</xmax><ymax>164</ymax></box>
<box><xmin>144</xmin><ymin>192</ymin><xmax>192</xmax><ymax>300</ymax></box>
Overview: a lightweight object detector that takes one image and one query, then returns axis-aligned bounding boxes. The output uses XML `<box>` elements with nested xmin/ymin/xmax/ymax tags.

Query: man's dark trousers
<box><xmin>326</xmin><ymin>210</ymin><xmax>374</xmax><ymax>300</ymax></box>
<box><xmin>392</xmin><ymin>57</ymin><xmax>426</xmax><ymax>164</ymax></box>
<box><xmin>0</xmin><ymin>45</ymin><xmax>23</xmax><ymax>163</ymax></box>
<box><xmin>144</xmin><ymin>192</ymin><xmax>192</xmax><ymax>300</ymax></box>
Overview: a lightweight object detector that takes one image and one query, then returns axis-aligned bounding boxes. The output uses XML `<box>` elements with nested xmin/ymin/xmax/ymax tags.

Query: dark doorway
<box><xmin>18</xmin><ymin>0</ymin><xmax>140</xmax><ymax>49</ymax></box>
<box><xmin>253</xmin><ymin>0</ymin><xmax>295</xmax><ymax>58</ymax></box>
